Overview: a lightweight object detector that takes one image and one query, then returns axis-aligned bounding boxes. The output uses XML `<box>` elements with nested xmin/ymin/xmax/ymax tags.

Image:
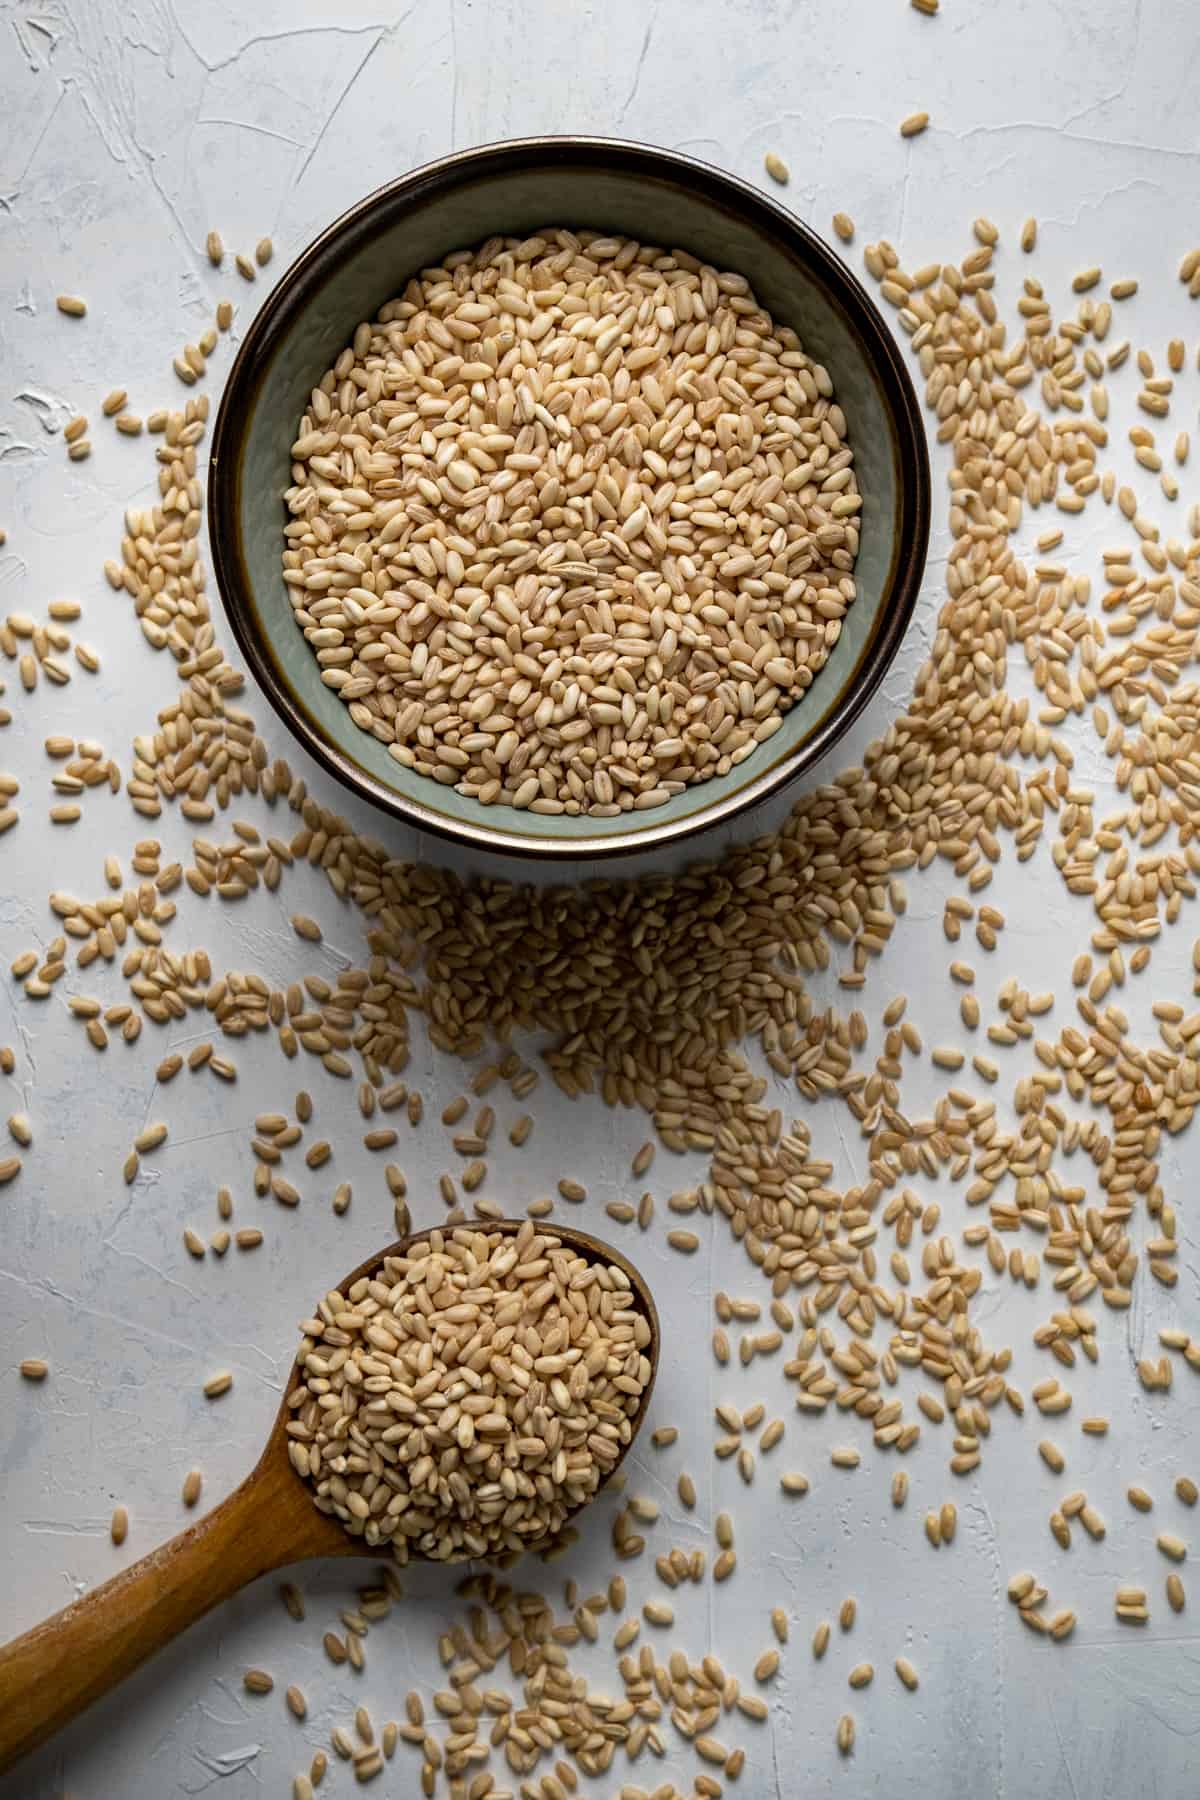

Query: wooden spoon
<box><xmin>0</xmin><ymin>1218</ymin><xmax>659</xmax><ymax>1776</ymax></box>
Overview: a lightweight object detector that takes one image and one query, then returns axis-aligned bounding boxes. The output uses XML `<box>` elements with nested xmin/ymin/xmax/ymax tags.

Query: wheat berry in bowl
<box><xmin>282</xmin><ymin>230</ymin><xmax>860</xmax><ymax>818</ymax></box>
<box><xmin>211</xmin><ymin>137</ymin><xmax>929</xmax><ymax>860</ymax></box>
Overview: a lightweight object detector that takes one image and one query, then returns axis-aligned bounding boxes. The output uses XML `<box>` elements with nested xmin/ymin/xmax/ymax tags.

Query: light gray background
<box><xmin>2</xmin><ymin>1</ymin><xmax>1199</xmax><ymax>1795</ymax></box>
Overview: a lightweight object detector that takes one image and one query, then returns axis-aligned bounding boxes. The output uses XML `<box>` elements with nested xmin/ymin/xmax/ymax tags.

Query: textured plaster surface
<box><xmin>1</xmin><ymin>1</ymin><xmax>1199</xmax><ymax>1794</ymax></box>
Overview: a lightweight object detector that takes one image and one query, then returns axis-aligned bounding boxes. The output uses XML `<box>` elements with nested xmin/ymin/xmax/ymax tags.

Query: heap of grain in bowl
<box><xmin>282</xmin><ymin>228</ymin><xmax>860</xmax><ymax>816</ymax></box>
<box><xmin>285</xmin><ymin>1222</ymin><xmax>652</xmax><ymax>1560</ymax></box>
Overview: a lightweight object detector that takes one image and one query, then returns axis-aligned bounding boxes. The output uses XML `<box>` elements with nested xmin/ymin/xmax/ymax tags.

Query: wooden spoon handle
<box><xmin>0</xmin><ymin>1473</ymin><xmax>277</xmax><ymax>1775</ymax></box>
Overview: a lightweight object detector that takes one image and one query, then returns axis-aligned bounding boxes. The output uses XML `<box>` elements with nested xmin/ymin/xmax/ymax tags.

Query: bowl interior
<box><xmin>225</xmin><ymin>145</ymin><xmax>919</xmax><ymax>853</ymax></box>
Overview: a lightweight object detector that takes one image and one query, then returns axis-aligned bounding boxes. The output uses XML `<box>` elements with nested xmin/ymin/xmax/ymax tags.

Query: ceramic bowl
<box><xmin>209</xmin><ymin>136</ymin><xmax>930</xmax><ymax>860</ymax></box>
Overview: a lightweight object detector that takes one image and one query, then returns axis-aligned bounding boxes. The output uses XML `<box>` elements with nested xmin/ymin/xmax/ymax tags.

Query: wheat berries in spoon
<box><xmin>0</xmin><ymin>1219</ymin><xmax>659</xmax><ymax>1776</ymax></box>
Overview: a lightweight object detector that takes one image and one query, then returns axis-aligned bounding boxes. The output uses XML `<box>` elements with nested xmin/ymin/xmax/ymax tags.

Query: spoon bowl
<box><xmin>0</xmin><ymin>1218</ymin><xmax>659</xmax><ymax>1775</ymax></box>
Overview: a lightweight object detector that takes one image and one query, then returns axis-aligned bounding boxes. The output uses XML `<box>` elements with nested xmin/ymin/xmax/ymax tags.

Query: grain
<box><xmin>256</xmin><ymin>237</ymin><xmax>274</xmax><ymax>267</ymax></box>
<box><xmin>19</xmin><ymin>1358</ymin><xmax>48</xmax><ymax>1381</ymax></box>
<box><xmin>1128</xmin><ymin>1487</ymin><xmax>1154</xmax><ymax>1513</ymax></box>
<box><xmin>1157</xmin><ymin>1533</ymin><xmax>1187</xmax><ymax>1562</ymax></box>
<box><xmin>16</xmin><ymin>204</ymin><xmax>1200</xmax><ymax>1794</ymax></box>
<box><xmin>1039</xmin><ymin>1440</ymin><xmax>1065</xmax><ymax>1474</ymax></box>
<box><xmin>289</xmin><ymin>1223</ymin><xmax>650</xmax><ymax>1559</ymax></box>
<box><xmin>203</xmin><ymin>1370</ymin><xmax>233</xmax><ymax>1399</ymax></box>
<box><xmin>839</xmin><ymin>1597</ymin><xmax>856</xmax><ymax>1631</ymax></box>
<box><xmin>836</xmin><ymin>1714</ymin><xmax>855</xmax><ymax>1755</ymax></box>
<box><xmin>110</xmin><ymin>1505</ymin><xmax>128</xmax><ymax>1545</ymax></box>
<box><xmin>831</xmin><ymin>1447</ymin><xmax>860</xmax><ymax>1469</ymax></box>
<box><xmin>895</xmin><ymin>1655</ymin><xmax>919</xmax><ymax>1689</ymax></box>
<box><xmin>764</xmin><ymin>152</ymin><xmax>790</xmax><ymax>185</ymax></box>
<box><xmin>56</xmin><ymin>295</ymin><xmax>86</xmax><ymax>317</ymax></box>
<box><xmin>284</xmin><ymin>231</ymin><xmax>858</xmax><ymax>817</ymax></box>
<box><xmin>243</xmin><ymin>1669</ymin><xmax>274</xmax><ymax>1695</ymax></box>
<box><xmin>631</xmin><ymin>1141</ymin><xmax>654</xmax><ymax>1177</ymax></box>
<box><xmin>1080</xmin><ymin>1504</ymin><xmax>1106</xmax><ymax>1540</ymax></box>
<box><xmin>236</xmin><ymin>253</ymin><xmax>256</xmax><ymax>281</ymax></box>
<box><xmin>753</xmin><ymin>1648</ymin><xmax>779</xmax><ymax>1682</ymax></box>
<box><xmin>206</xmin><ymin>230</ymin><xmax>224</xmax><ymax>265</ymax></box>
<box><xmin>900</xmin><ymin>111</ymin><xmax>929</xmax><ymax>137</ymax></box>
<box><xmin>286</xmin><ymin>1684</ymin><xmax>307</xmax><ymax>1719</ymax></box>
<box><xmin>1167</xmin><ymin>1573</ymin><xmax>1185</xmax><ymax>1612</ymax></box>
<box><xmin>1176</xmin><ymin>1477</ymin><xmax>1198</xmax><ymax>1507</ymax></box>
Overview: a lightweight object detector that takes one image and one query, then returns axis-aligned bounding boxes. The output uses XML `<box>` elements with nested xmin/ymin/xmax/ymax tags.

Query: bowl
<box><xmin>209</xmin><ymin>136</ymin><xmax>930</xmax><ymax>861</ymax></box>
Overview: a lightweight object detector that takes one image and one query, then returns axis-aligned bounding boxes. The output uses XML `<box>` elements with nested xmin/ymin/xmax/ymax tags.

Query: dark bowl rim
<box><xmin>208</xmin><ymin>134</ymin><xmax>930</xmax><ymax>861</ymax></box>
